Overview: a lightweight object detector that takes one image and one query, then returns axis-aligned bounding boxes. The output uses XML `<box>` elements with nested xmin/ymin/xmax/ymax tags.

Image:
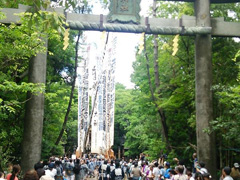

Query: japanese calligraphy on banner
<box><xmin>77</xmin><ymin>45</ymin><xmax>90</xmax><ymax>153</ymax></box>
<box><xmin>91</xmin><ymin>34</ymin><xmax>117</xmax><ymax>154</ymax></box>
<box><xmin>77</xmin><ymin>33</ymin><xmax>117</xmax><ymax>155</ymax></box>
<box><xmin>77</xmin><ymin>73</ymin><xmax>82</xmax><ymax>154</ymax></box>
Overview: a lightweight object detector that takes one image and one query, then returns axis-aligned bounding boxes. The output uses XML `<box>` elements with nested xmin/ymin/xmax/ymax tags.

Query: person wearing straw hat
<box><xmin>230</xmin><ymin>163</ymin><xmax>240</xmax><ymax>180</ymax></box>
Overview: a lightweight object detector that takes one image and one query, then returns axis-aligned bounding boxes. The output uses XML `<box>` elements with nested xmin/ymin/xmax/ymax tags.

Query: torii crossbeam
<box><xmin>1</xmin><ymin>5</ymin><xmax>240</xmax><ymax>36</ymax></box>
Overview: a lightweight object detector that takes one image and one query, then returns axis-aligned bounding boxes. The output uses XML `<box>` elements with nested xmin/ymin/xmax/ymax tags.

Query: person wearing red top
<box><xmin>6</xmin><ymin>165</ymin><xmax>21</xmax><ymax>180</ymax></box>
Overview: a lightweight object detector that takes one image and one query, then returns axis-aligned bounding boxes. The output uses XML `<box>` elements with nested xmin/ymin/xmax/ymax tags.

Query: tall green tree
<box><xmin>126</xmin><ymin>2</ymin><xmax>240</xmax><ymax>169</ymax></box>
<box><xmin>0</xmin><ymin>0</ymin><xmax>85</xmax><ymax>171</ymax></box>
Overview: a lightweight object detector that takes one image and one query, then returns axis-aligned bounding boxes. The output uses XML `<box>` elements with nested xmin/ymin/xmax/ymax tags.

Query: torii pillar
<box><xmin>195</xmin><ymin>0</ymin><xmax>216</xmax><ymax>178</ymax></box>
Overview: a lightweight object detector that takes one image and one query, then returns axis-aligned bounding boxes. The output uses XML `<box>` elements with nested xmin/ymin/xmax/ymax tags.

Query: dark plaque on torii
<box><xmin>107</xmin><ymin>0</ymin><xmax>141</xmax><ymax>24</ymax></box>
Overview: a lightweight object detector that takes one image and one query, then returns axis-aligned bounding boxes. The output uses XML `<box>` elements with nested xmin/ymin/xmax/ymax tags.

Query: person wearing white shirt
<box><xmin>222</xmin><ymin>167</ymin><xmax>234</xmax><ymax>180</ymax></box>
<box><xmin>0</xmin><ymin>171</ymin><xmax>5</xmax><ymax>180</ymax></box>
<box><xmin>153</xmin><ymin>162</ymin><xmax>160</xmax><ymax>180</ymax></box>
<box><xmin>45</xmin><ymin>163</ymin><xmax>57</xmax><ymax>179</ymax></box>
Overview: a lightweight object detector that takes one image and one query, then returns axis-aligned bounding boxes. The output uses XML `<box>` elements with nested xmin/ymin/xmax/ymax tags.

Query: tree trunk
<box><xmin>21</xmin><ymin>37</ymin><xmax>48</xmax><ymax>173</ymax></box>
<box><xmin>153</xmin><ymin>0</ymin><xmax>160</xmax><ymax>90</ymax></box>
<box><xmin>194</xmin><ymin>0</ymin><xmax>217</xmax><ymax>178</ymax></box>
<box><xmin>54</xmin><ymin>31</ymin><xmax>81</xmax><ymax>148</ymax></box>
<box><xmin>144</xmin><ymin>31</ymin><xmax>169</xmax><ymax>148</ymax></box>
<box><xmin>152</xmin><ymin>0</ymin><xmax>169</xmax><ymax>146</ymax></box>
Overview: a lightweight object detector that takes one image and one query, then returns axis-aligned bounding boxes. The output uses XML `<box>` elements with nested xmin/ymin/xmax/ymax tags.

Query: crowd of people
<box><xmin>0</xmin><ymin>153</ymin><xmax>240</xmax><ymax>180</ymax></box>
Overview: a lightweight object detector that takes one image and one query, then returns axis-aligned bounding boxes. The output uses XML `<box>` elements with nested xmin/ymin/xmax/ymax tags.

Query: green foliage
<box><xmin>0</xmin><ymin>4</ymin><xmax>51</xmax><ymax>168</ymax></box>
<box><xmin>0</xmin><ymin>0</ymin><xmax>80</xmax><ymax>168</ymax></box>
<box><xmin>130</xmin><ymin>29</ymin><xmax>197</xmax><ymax>162</ymax></box>
<box><xmin>41</xmin><ymin>28</ymin><xmax>79</xmax><ymax>158</ymax></box>
<box><xmin>143</xmin><ymin>139</ymin><xmax>166</xmax><ymax>161</ymax></box>
<box><xmin>114</xmin><ymin>83</ymin><xmax>165</xmax><ymax>159</ymax></box>
<box><xmin>114</xmin><ymin>83</ymin><xmax>138</xmax><ymax>155</ymax></box>
<box><xmin>210</xmin><ymin>48</ymin><xmax>240</xmax><ymax>151</ymax></box>
<box><xmin>211</xmin><ymin>3</ymin><xmax>240</xmax><ymax>21</ymax></box>
<box><xmin>211</xmin><ymin>87</ymin><xmax>240</xmax><ymax>142</ymax></box>
<box><xmin>122</xmin><ymin>2</ymin><xmax>240</xmax><ymax>168</ymax></box>
<box><xmin>42</xmin><ymin>82</ymin><xmax>78</xmax><ymax>158</ymax></box>
<box><xmin>47</xmin><ymin>30</ymin><xmax>76</xmax><ymax>83</ymax></box>
<box><xmin>0</xmin><ymin>22</ymin><xmax>45</xmax><ymax>74</ymax></box>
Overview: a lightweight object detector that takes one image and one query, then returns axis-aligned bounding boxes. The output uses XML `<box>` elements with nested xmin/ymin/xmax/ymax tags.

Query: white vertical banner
<box><xmin>78</xmin><ymin>45</ymin><xmax>90</xmax><ymax>153</ymax></box>
<box><xmin>77</xmin><ymin>73</ymin><xmax>82</xmax><ymax>152</ymax></box>
<box><xmin>91</xmin><ymin>63</ymin><xmax>98</xmax><ymax>153</ymax></box>
<box><xmin>106</xmin><ymin>41</ymin><xmax>112</xmax><ymax>150</ymax></box>
<box><xmin>97</xmin><ymin>54</ymin><xmax>105</xmax><ymax>154</ymax></box>
<box><xmin>89</xmin><ymin>33</ymin><xmax>117</xmax><ymax>155</ymax></box>
<box><xmin>110</xmin><ymin>36</ymin><xmax>117</xmax><ymax>147</ymax></box>
<box><xmin>91</xmin><ymin>55</ymin><xmax>104</xmax><ymax>154</ymax></box>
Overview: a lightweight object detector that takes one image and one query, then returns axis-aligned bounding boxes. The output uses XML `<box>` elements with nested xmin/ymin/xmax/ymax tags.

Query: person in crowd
<box><xmin>140</xmin><ymin>154</ymin><xmax>145</xmax><ymax>161</ymax></box>
<box><xmin>192</xmin><ymin>153</ymin><xmax>198</xmax><ymax>177</ymax></box>
<box><xmin>6</xmin><ymin>165</ymin><xmax>21</xmax><ymax>180</ymax></box>
<box><xmin>159</xmin><ymin>165</ymin><xmax>165</xmax><ymax>179</ymax></box>
<box><xmin>40</xmin><ymin>173</ymin><xmax>55</xmax><ymax>180</ymax></box>
<box><xmin>202</xmin><ymin>173</ymin><xmax>211</xmax><ymax>180</ymax></box>
<box><xmin>65</xmin><ymin>159</ymin><xmax>74</xmax><ymax>180</ymax></box>
<box><xmin>138</xmin><ymin>155</ymin><xmax>144</xmax><ymax>169</ymax></box>
<box><xmin>98</xmin><ymin>160</ymin><xmax>110</xmax><ymax>180</ymax></box>
<box><xmin>122</xmin><ymin>162</ymin><xmax>130</xmax><ymax>180</ymax></box>
<box><xmin>94</xmin><ymin>166</ymin><xmax>99</xmax><ymax>180</ymax></box>
<box><xmin>88</xmin><ymin>159</ymin><xmax>95</xmax><ymax>178</ymax></box>
<box><xmin>110</xmin><ymin>161</ymin><xmax>124</xmax><ymax>180</ymax></box>
<box><xmin>141</xmin><ymin>161</ymin><xmax>148</xmax><ymax>180</ymax></box>
<box><xmin>128</xmin><ymin>159</ymin><xmax>134</xmax><ymax>177</ymax></box>
<box><xmin>179</xmin><ymin>160</ymin><xmax>187</xmax><ymax>175</ymax></box>
<box><xmin>23</xmin><ymin>170</ymin><xmax>39</xmax><ymax>180</ymax></box>
<box><xmin>7</xmin><ymin>164</ymin><xmax>13</xmax><ymax>175</ymax></box>
<box><xmin>197</xmin><ymin>162</ymin><xmax>208</xmax><ymax>174</ymax></box>
<box><xmin>230</xmin><ymin>163</ymin><xmax>240</xmax><ymax>180</ymax></box>
<box><xmin>43</xmin><ymin>161</ymin><xmax>49</xmax><ymax>171</ymax></box>
<box><xmin>0</xmin><ymin>172</ymin><xmax>5</xmax><ymax>180</ymax></box>
<box><xmin>34</xmin><ymin>162</ymin><xmax>44</xmax><ymax>171</ymax></box>
<box><xmin>173</xmin><ymin>165</ymin><xmax>188</xmax><ymax>180</ymax></box>
<box><xmin>45</xmin><ymin>163</ymin><xmax>56</xmax><ymax>179</ymax></box>
<box><xmin>169</xmin><ymin>169</ymin><xmax>177</xmax><ymax>180</ymax></box>
<box><xmin>55</xmin><ymin>161</ymin><xmax>63</xmax><ymax>180</ymax></box>
<box><xmin>195</xmin><ymin>172</ymin><xmax>204</xmax><ymax>180</ymax></box>
<box><xmin>222</xmin><ymin>167</ymin><xmax>233</xmax><ymax>180</ymax></box>
<box><xmin>120</xmin><ymin>158</ymin><xmax>125</xmax><ymax>167</ymax></box>
<box><xmin>79</xmin><ymin>159</ymin><xmax>88</xmax><ymax>180</ymax></box>
<box><xmin>186</xmin><ymin>167</ymin><xmax>194</xmax><ymax>180</ymax></box>
<box><xmin>153</xmin><ymin>162</ymin><xmax>160</xmax><ymax>180</ymax></box>
<box><xmin>131</xmin><ymin>162</ymin><xmax>142</xmax><ymax>180</ymax></box>
<box><xmin>164</xmin><ymin>162</ymin><xmax>171</xmax><ymax>179</ymax></box>
<box><xmin>37</xmin><ymin>169</ymin><xmax>45</xmax><ymax>179</ymax></box>
<box><xmin>146</xmin><ymin>165</ymin><xmax>154</xmax><ymax>180</ymax></box>
<box><xmin>109</xmin><ymin>160</ymin><xmax>115</xmax><ymax>174</ymax></box>
<box><xmin>96</xmin><ymin>158</ymin><xmax>102</xmax><ymax>168</ymax></box>
<box><xmin>73</xmin><ymin>159</ymin><xmax>81</xmax><ymax>180</ymax></box>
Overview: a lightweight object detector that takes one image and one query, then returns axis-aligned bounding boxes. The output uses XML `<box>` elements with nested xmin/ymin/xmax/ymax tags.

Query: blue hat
<box><xmin>48</xmin><ymin>163</ymin><xmax>55</xmax><ymax>168</ymax></box>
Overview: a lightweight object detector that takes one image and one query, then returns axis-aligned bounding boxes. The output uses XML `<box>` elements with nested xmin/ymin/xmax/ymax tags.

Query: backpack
<box><xmin>73</xmin><ymin>164</ymin><xmax>81</xmax><ymax>174</ymax></box>
<box><xmin>114</xmin><ymin>168</ymin><xmax>123</xmax><ymax>180</ymax></box>
<box><xmin>56</xmin><ymin>166</ymin><xmax>63</xmax><ymax>176</ymax></box>
<box><xmin>66</xmin><ymin>163</ymin><xmax>74</xmax><ymax>176</ymax></box>
<box><xmin>100</xmin><ymin>164</ymin><xmax>108</xmax><ymax>177</ymax></box>
<box><xmin>174</xmin><ymin>174</ymin><xmax>188</xmax><ymax>180</ymax></box>
<box><xmin>68</xmin><ymin>164</ymin><xmax>74</xmax><ymax>171</ymax></box>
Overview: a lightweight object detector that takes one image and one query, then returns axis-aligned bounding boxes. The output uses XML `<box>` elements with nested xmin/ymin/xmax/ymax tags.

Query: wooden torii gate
<box><xmin>1</xmin><ymin>0</ymin><xmax>240</xmax><ymax>176</ymax></box>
